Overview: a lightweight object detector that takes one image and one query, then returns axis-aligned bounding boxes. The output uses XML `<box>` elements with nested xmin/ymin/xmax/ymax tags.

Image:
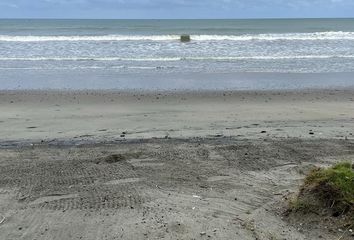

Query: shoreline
<box><xmin>2</xmin><ymin>86</ymin><xmax>354</xmax><ymax>92</ymax></box>
<box><xmin>1</xmin><ymin>72</ymin><xmax>354</xmax><ymax>91</ymax></box>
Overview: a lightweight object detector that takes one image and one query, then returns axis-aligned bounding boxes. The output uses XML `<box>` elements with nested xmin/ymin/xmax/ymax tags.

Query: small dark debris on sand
<box><xmin>95</xmin><ymin>154</ymin><xmax>126</xmax><ymax>164</ymax></box>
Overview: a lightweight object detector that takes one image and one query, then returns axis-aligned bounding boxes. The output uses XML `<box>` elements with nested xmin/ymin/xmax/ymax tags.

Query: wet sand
<box><xmin>0</xmin><ymin>89</ymin><xmax>354</xmax><ymax>239</ymax></box>
<box><xmin>0</xmin><ymin>89</ymin><xmax>353</xmax><ymax>144</ymax></box>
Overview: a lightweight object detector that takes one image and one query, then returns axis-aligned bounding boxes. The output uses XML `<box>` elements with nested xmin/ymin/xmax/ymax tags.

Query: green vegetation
<box><xmin>291</xmin><ymin>162</ymin><xmax>354</xmax><ymax>223</ymax></box>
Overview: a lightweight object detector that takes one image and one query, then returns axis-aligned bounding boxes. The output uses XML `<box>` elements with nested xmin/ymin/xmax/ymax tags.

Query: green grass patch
<box><xmin>291</xmin><ymin>162</ymin><xmax>354</xmax><ymax>223</ymax></box>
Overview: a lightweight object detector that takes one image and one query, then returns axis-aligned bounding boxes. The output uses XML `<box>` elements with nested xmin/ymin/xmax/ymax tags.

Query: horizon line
<box><xmin>1</xmin><ymin>17</ymin><xmax>354</xmax><ymax>20</ymax></box>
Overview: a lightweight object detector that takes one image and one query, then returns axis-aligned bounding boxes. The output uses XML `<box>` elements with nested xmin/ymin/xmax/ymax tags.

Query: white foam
<box><xmin>0</xmin><ymin>57</ymin><xmax>181</xmax><ymax>61</ymax></box>
<box><xmin>1</xmin><ymin>55</ymin><xmax>354</xmax><ymax>62</ymax></box>
<box><xmin>193</xmin><ymin>32</ymin><xmax>354</xmax><ymax>41</ymax></box>
<box><xmin>1</xmin><ymin>32</ymin><xmax>354</xmax><ymax>42</ymax></box>
<box><xmin>0</xmin><ymin>35</ymin><xmax>180</xmax><ymax>42</ymax></box>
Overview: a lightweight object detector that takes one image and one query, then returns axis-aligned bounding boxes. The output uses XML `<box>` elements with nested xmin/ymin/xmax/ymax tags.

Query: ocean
<box><xmin>1</xmin><ymin>18</ymin><xmax>354</xmax><ymax>90</ymax></box>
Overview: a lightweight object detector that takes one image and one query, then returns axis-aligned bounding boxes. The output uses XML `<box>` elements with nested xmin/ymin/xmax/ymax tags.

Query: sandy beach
<box><xmin>0</xmin><ymin>89</ymin><xmax>354</xmax><ymax>239</ymax></box>
<box><xmin>0</xmin><ymin>89</ymin><xmax>353</xmax><ymax>144</ymax></box>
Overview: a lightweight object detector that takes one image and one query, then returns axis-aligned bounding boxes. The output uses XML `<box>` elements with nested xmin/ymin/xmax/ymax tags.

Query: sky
<box><xmin>0</xmin><ymin>0</ymin><xmax>353</xmax><ymax>19</ymax></box>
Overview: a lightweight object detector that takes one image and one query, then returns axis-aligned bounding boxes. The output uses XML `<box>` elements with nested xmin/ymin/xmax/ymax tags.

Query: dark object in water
<box><xmin>180</xmin><ymin>35</ymin><xmax>191</xmax><ymax>42</ymax></box>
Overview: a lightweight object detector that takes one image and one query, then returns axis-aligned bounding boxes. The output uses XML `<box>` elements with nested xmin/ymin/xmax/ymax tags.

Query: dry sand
<box><xmin>0</xmin><ymin>89</ymin><xmax>354</xmax><ymax>239</ymax></box>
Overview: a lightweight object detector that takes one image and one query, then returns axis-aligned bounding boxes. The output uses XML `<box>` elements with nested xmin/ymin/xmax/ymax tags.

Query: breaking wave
<box><xmin>1</xmin><ymin>55</ymin><xmax>354</xmax><ymax>61</ymax></box>
<box><xmin>1</xmin><ymin>32</ymin><xmax>354</xmax><ymax>42</ymax></box>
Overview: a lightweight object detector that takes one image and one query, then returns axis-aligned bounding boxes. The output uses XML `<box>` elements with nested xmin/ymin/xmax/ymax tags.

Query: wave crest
<box><xmin>1</xmin><ymin>32</ymin><xmax>354</xmax><ymax>42</ymax></box>
<box><xmin>1</xmin><ymin>55</ymin><xmax>354</xmax><ymax>61</ymax></box>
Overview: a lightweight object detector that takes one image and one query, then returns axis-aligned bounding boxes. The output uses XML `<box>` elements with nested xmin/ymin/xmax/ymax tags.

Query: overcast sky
<box><xmin>0</xmin><ymin>0</ymin><xmax>353</xmax><ymax>19</ymax></box>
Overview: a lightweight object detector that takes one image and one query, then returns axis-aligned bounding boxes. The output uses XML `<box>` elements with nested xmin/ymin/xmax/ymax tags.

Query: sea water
<box><xmin>0</xmin><ymin>19</ymin><xmax>354</xmax><ymax>90</ymax></box>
